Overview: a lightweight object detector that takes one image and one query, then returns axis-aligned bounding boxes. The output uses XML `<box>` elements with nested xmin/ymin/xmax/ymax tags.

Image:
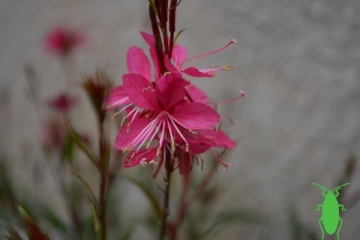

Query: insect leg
<box><xmin>318</xmin><ymin>218</ymin><xmax>325</xmax><ymax>240</ymax></box>
<box><xmin>337</xmin><ymin>218</ymin><xmax>343</xmax><ymax>240</ymax></box>
<box><xmin>315</xmin><ymin>204</ymin><xmax>323</xmax><ymax>211</ymax></box>
<box><xmin>338</xmin><ymin>204</ymin><xmax>346</xmax><ymax>211</ymax></box>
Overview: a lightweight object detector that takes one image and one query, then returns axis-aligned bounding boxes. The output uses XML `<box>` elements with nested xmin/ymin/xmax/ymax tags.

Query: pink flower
<box><xmin>111</xmin><ymin>73</ymin><xmax>221</xmax><ymax>166</ymax></box>
<box><xmin>47</xmin><ymin>93</ymin><xmax>78</xmax><ymax>114</ymax></box>
<box><xmin>105</xmin><ymin>33</ymin><xmax>246</xmax><ymax>170</ymax></box>
<box><xmin>45</xmin><ymin>26</ymin><xmax>85</xmax><ymax>56</ymax></box>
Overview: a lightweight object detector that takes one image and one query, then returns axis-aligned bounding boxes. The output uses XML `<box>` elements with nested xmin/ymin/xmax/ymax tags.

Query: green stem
<box><xmin>159</xmin><ymin>147</ymin><xmax>172</xmax><ymax>240</ymax></box>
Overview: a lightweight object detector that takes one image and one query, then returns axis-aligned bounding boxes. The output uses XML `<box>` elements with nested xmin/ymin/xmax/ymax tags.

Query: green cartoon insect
<box><xmin>312</xmin><ymin>183</ymin><xmax>350</xmax><ymax>240</ymax></box>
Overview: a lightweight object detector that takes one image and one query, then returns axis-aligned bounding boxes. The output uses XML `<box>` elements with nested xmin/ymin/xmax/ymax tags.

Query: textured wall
<box><xmin>1</xmin><ymin>0</ymin><xmax>360</xmax><ymax>239</ymax></box>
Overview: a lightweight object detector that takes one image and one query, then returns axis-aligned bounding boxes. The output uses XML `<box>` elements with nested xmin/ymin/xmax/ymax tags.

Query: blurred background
<box><xmin>1</xmin><ymin>0</ymin><xmax>360</xmax><ymax>239</ymax></box>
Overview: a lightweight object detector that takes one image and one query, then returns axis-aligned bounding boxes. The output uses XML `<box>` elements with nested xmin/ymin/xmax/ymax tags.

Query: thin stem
<box><xmin>98</xmin><ymin>121</ymin><xmax>109</xmax><ymax>240</ymax></box>
<box><xmin>169</xmin><ymin>173</ymin><xmax>190</xmax><ymax>240</ymax></box>
<box><xmin>159</xmin><ymin>146</ymin><xmax>172</xmax><ymax>240</ymax></box>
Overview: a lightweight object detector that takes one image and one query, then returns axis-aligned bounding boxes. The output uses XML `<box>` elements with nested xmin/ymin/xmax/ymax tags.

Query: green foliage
<box><xmin>197</xmin><ymin>210</ymin><xmax>266</xmax><ymax>240</ymax></box>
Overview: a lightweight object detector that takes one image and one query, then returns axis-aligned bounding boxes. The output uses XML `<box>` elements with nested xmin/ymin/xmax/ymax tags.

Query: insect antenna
<box><xmin>332</xmin><ymin>183</ymin><xmax>350</xmax><ymax>197</ymax></box>
<box><xmin>311</xmin><ymin>183</ymin><xmax>330</xmax><ymax>197</ymax></box>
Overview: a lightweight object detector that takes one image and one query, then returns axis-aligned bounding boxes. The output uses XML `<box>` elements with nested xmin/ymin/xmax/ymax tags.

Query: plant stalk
<box><xmin>159</xmin><ymin>147</ymin><xmax>172</xmax><ymax>240</ymax></box>
<box><xmin>98</xmin><ymin>122</ymin><xmax>109</xmax><ymax>240</ymax></box>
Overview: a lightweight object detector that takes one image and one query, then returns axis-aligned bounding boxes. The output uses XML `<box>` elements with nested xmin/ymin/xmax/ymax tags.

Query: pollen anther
<box><xmin>222</xmin><ymin>65</ymin><xmax>234</xmax><ymax>71</ymax></box>
<box><xmin>111</xmin><ymin>112</ymin><xmax>120</xmax><ymax>121</ymax></box>
<box><xmin>189</xmin><ymin>130</ymin><xmax>197</xmax><ymax>135</ymax></box>
<box><xmin>142</xmin><ymin>86</ymin><xmax>152</xmax><ymax>91</ymax></box>
<box><xmin>120</xmin><ymin>116</ymin><xmax>127</xmax><ymax>126</ymax></box>
<box><xmin>128</xmin><ymin>152</ymin><xmax>136</xmax><ymax>162</ymax></box>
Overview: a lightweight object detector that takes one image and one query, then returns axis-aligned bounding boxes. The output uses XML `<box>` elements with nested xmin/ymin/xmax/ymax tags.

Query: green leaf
<box><xmin>122</xmin><ymin>175</ymin><xmax>162</xmax><ymax>220</ymax></box>
<box><xmin>65</xmin><ymin>121</ymin><xmax>99</xmax><ymax>167</ymax></box>
<box><xmin>173</xmin><ymin>29</ymin><xmax>185</xmax><ymax>45</ymax></box>
<box><xmin>197</xmin><ymin>210</ymin><xmax>266</xmax><ymax>240</ymax></box>
<box><xmin>121</xmin><ymin>225</ymin><xmax>134</xmax><ymax>240</ymax></box>
<box><xmin>40</xmin><ymin>205</ymin><xmax>69</xmax><ymax>237</ymax></box>
<box><xmin>61</xmin><ymin>135</ymin><xmax>74</xmax><ymax>164</ymax></box>
<box><xmin>91</xmin><ymin>204</ymin><xmax>101</xmax><ymax>240</ymax></box>
<box><xmin>289</xmin><ymin>207</ymin><xmax>302</xmax><ymax>240</ymax></box>
<box><xmin>71</xmin><ymin>171</ymin><xmax>98</xmax><ymax>210</ymax></box>
<box><xmin>4</xmin><ymin>225</ymin><xmax>22</xmax><ymax>240</ymax></box>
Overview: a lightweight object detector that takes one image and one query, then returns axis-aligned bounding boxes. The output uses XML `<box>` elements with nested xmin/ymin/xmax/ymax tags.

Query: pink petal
<box><xmin>127</xmin><ymin>46</ymin><xmax>151</xmax><ymax>81</ymax></box>
<box><xmin>104</xmin><ymin>86</ymin><xmax>130</xmax><ymax>109</ymax></box>
<box><xmin>169</xmin><ymin>99</ymin><xmax>187</xmax><ymax>113</ymax></box>
<box><xmin>183</xmin><ymin>67</ymin><xmax>215</xmax><ymax>77</ymax></box>
<box><xmin>171</xmin><ymin>102</ymin><xmax>220</xmax><ymax>129</ymax></box>
<box><xmin>155</xmin><ymin>73</ymin><xmax>189</xmax><ymax>109</ymax></box>
<box><xmin>172</xmin><ymin>45</ymin><xmax>188</xmax><ymax>66</ymax></box>
<box><xmin>123</xmin><ymin>74</ymin><xmax>159</xmax><ymax>111</ymax></box>
<box><xmin>115</xmin><ymin>118</ymin><xmax>152</xmax><ymax>150</ymax></box>
<box><xmin>174</xmin><ymin>133</ymin><xmax>211</xmax><ymax>154</ymax></box>
<box><xmin>186</xmin><ymin>85</ymin><xmax>208</xmax><ymax>103</ymax></box>
<box><xmin>164</xmin><ymin>56</ymin><xmax>180</xmax><ymax>73</ymax></box>
<box><xmin>178</xmin><ymin>150</ymin><xmax>193</xmax><ymax>174</ymax></box>
<box><xmin>140</xmin><ymin>31</ymin><xmax>155</xmax><ymax>45</ymax></box>
<box><xmin>123</xmin><ymin>147</ymin><xmax>158</xmax><ymax>168</ymax></box>
<box><xmin>199</xmin><ymin>130</ymin><xmax>236</xmax><ymax>148</ymax></box>
<box><xmin>189</xmin><ymin>142</ymin><xmax>211</xmax><ymax>154</ymax></box>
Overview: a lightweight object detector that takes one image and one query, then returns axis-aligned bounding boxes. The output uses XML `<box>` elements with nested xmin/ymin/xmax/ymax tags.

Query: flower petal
<box><xmin>199</xmin><ymin>130</ymin><xmax>236</xmax><ymax>148</ymax></box>
<box><xmin>183</xmin><ymin>67</ymin><xmax>215</xmax><ymax>77</ymax></box>
<box><xmin>186</xmin><ymin>84</ymin><xmax>208</xmax><ymax>103</ymax></box>
<box><xmin>115</xmin><ymin>118</ymin><xmax>152</xmax><ymax>150</ymax></box>
<box><xmin>104</xmin><ymin>85</ymin><xmax>130</xmax><ymax>109</ymax></box>
<box><xmin>174</xmin><ymin>133</ymin><xmax>211</xmax><ymax>154</ymax></box>
<box><xmin>140</xmin><ymin>31</ymin><xmax>155</xmax><ymax>46</ymax></box>
<box><xmin>123</xmin><ymin>147</ymin><xmax>158</xmax><ymax>168</ymax></box>
<box><xmin>178</xmin><ymin>150</ymin><xmax>193</xmax><ymax>174</ymax></box>
<box><xmin>127</xmin><ymin>46</ymin><xmax>151</xmax><ymax>81</ymax></box>
<box><xmin>123</xmin><ymin>74</ymin><xmax>159</xmax><ymax>111</ymax></box>
<box><xmin>171</xmin><ymin>102</ymin><xmax>220</xmax><ymax>129</ymax></box>
<box><xmin>164</xmin><ymin>56</ymin><xmax>179</xmax><ymax>73</ymax></box>
<box><xmin>155</xmin><ymin>73</ymin><xmax>189</xmax><ymax>109</ymax></box>
<box><xmin>172</xmin><ymin>45</ymin><xmax>188</xmax><ymax>66</ymax></box>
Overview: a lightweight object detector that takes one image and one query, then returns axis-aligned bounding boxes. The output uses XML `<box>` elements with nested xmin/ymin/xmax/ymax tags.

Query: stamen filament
<box><xmin>146</xmin><ymin>123</ymin><xmax>162</xmax><ymax>149</ymax></box>
<box><xmin>166</xmin><ymin>118</ymin><xmax>175</xmax><ymax>151</ymax></box>
<box><xmin>168</xmin><ymin>116</ymin><xmax>189</xmax><ymax>151</ymax></box>
<box><xmin>209</xmin><ymin>149</ymin><xmax>230</xmax><ymax>170</ymax></box>
<box><xmin>130</xmin><ymin>114</ymin><xmax>161</xmax><ymax>148</ymax></box>
<box><xmin>208</xmin><ymin>90</ymin><xmax>247</xmax><ymax>105</ymax></box>
<box><xmin>181</xmin><ymin>37</ymin><xmax>237</xmax><ymax>66</ymax></box>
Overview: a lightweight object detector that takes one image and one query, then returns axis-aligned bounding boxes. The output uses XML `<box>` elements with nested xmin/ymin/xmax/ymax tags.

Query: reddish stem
<box><xmin>159</xmin><ymin>146</ymin><xmax>173</xmax><ymax>240</ymax></box>
<box><xmin>149</xmin><ymin>4</ymin><xmax>166</xmax><ymax>75</ymax></box>
<box><xmin>169</xmin><ymin>165</ymin><xmax>217</xmax><ymax>240</ymax></box>
<box><xmin>169</xmin><ymin>0</ymin><xmax>177</xmax><ymax>56</ymax></box>
<box><xmin>98</xmin><ymin>118</ymin><xmax>109</xmax><ymax>240</ymax></box>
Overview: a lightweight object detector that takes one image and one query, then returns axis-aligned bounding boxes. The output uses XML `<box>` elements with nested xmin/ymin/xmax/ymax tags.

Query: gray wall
<box><xmin>1</xmin><ymin>0</ymin><xmax>360</xmax><ymax>239</ymax></box>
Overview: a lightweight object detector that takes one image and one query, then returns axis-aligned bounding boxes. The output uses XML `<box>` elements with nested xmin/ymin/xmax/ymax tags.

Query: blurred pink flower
<box><xmin>45</xmin><ymin>26</ymin><xmax>85</xmax><ymax>56</ymax></box>
<box><xmin>47</xmin><ymin>93</ymin><xmax>78</xmax><ymax>114</ymax></box>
